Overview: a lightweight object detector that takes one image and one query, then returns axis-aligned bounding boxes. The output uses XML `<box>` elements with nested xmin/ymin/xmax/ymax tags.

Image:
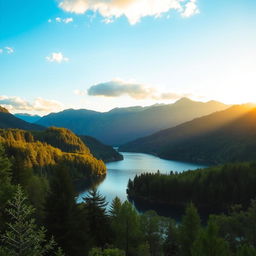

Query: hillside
<box><xmin>14</xmin><ymin>113</ymin><xmax>41</xmax><ymax>123</ymax></box>
<box><xmin>0</xmin><ymin>128</ymin><xmax>106</xmax><ymax>185</ymax></box>
<box><xmin>0</xmin><ymin>106</ymin><xmax>44</xmax><ymax>131</ymax></box>
<box><xmin>79</xmin><ymin>135</ymin><xmax>123</xmax><ymax>162</ymax></box>
<box><xmin>120</xmin><ymin>104</ymin><xmax>256</xmax><ymax>164</ymax></box>
<box><xmin>36</xmin><ymin>98</ymin><xmax>228</xmax><ymax>145</ymax></box>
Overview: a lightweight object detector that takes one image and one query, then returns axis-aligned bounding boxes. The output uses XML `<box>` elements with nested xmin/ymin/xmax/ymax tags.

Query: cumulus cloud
<box><xmin>58</xmin><ymin>0</ymin><xmax>199</xmax><ymax>24</ymax></box>
<box><xmin>48</xmin><ymin>17</ymin><xmax>73</xmax><ymax>23</ymax></box>
<box><xmin>88</xmin><ymin>79</ymin><xmax>156</xmax><ymax>99</ymax></box>
<box><xmin>46</xmin><ymin>52</ymin><xmax>69</xmax><ymax>63</ymax></box>
<box><xmin>87</xmin><ymin>79</ymin><xmax>190</xmax><ymax>100</ymax></box>
<box><xmin>182</xmin><ymin>0</ymin><xmax>199</xmax><ymax>17</ymax></box>
<box><xmin>0</xmin><ymin>96</ymin><xmax>62</xmax><ymax>113</ymax></box>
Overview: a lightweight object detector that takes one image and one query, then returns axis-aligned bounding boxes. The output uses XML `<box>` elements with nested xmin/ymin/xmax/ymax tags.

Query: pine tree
<box><xmin>44</xmin><ymin>164</ymin><xmax>88</xmax><ymax>256</ymax></box>
<box><xmin>191</xmin><ymin>220</ymin><xmax>230</xmax><ymax>256</ymax></box>
<box><xmin>0</xmin><ymin>144</ymin><xmax>16</xmax><ymax>230</ymax></box>
<box><xmin>0</xmin><ymin>185</ymin><xmax>63</xmax><ymax>256</ymax></box>
<box><xmin>83</xmin><ymin>188</ymin><xmax>110</xmax><ymax>248</ymax></box>
<box><xmin>179</xmin><ymin>203</ymin><xmax>201</xmax><ymax>256</ymax></box>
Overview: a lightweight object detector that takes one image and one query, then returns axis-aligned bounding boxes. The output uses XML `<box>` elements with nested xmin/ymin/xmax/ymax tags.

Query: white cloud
<box><xmin>182</xmin><ymin>0</ymin><xmax>199</xmax><ymax>18</ymax></box>
<box><xmin>48</xmin><ymin>17</ymin><xmax>73</xmax><ymax>23</ymax></box>
<box><xmin>87</xmin><ymin>79</ymin><xmax>191</xmax><ymax>100</ymax></box>
<box><xmin>0</xmin><ymin>95</ymin><xmax>63</xmax><ymax>113</ymax></box>
<box><xmin>58</xmin><ymin>0</ymin><xmax>199</xmax><ymax>24</ymax></box>
<box><xmin>46</xmin><ymin>52</ymin><xmax>69</xmax><ymax>63</ymax></box>
<box><xmin>0</xmin><ymin>49</ymin><xmax>3</xmax><ymax>54</ymax></box>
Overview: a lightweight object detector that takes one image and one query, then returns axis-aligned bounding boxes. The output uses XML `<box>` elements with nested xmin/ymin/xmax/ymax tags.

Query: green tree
<box><xmin>0</xmin><ymin>186</ymin><xmax>63</xmax><ymax>256</ymax></box>
<box><xmin>83</xmin><ymin>188</ymin><xmax>110</xmax><ymax>248</ymax></box>
<box><xmin>179</xmin><ymin>203</ymin><xmax>201</xmax><ymax>256</ymax></box>
<box><xmin>111</xmin><ymin>200</ymin><xmax>143</xmax><ymax>256</ymax></box>
<box><xmin>0</xmin><ymin>144</ymin><xmax>16</xmax><ymax>230</ymax></box>
<box><xmin>140</xmin><ymin>210</ymin><xmax>168</xmax><ymax>256</ymax></box>
<box><xmin>163</xmin><ymin>220</ymin><xmax>179</xmax><ymax>256</ymax></box>
<box><xmin>44</xmin><ymin>164</ymin><xmax>87</xmax><ymax>256</ymax></box>
<box><xmin>191</xmin><ymin>220</ymin><xmax>230</xmax><ymax>256</ymax></box>
<box><xmin>236</xmin><ymin>245</ymin><xmax>256</xmax><ymax>256</ymax></box>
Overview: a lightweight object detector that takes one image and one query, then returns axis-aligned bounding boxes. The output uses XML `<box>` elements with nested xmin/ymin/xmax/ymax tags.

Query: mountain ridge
<box><xmin>37</xmin><ymin>98</ymin><xmax>228</xmax><ymax>145</ymax></box>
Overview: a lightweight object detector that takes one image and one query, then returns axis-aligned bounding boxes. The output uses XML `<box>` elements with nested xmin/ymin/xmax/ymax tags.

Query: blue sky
<box><xmin>0</xmin><ymin>0</ymin><xmax>256</xmax><ymax>114</ymax></box>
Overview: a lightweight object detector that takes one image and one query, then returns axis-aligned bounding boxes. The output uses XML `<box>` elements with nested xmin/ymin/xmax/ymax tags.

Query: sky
<box><xmin>0</xmin><ymin>0</ymin><xmax>256</xmax><ymax>115</ymax></box>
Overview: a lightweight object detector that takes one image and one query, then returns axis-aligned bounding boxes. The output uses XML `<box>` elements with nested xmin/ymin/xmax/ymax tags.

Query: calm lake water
<box><xmin>77</xmin><ymin>152</ymin><xmax>206</xmax><ymax>211</ymax></box>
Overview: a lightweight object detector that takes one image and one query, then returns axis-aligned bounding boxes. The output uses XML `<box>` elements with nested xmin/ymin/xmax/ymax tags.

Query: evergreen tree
<box><xmin>140</xmin><ymin>210</ymin><xmax>168</xmax><ymax>256</ymax></box>
<box><xmin>191</xmin><ymin>220</ymin><xmax>230</xmax><ymax>256</ymax></box>
<box><xmin>179</xmin><ymin>203</ymin><xmax>201</xmax><ymax>256</ymax></box>
<box><xmin>163</xmin><ymin>220</ymin><xmax>179</xmax><ymax>256</ymax></box>
<box><xmin>236</xmin><ymin>245</ymin><xmax>256</xmax><ymax>256</ymax></box>
<box><xmin>0</xmin><ymin>144</ymin><xmax>16</xmax><ymax>230</ymax></box>
<box><xmin>111</xmin><ymin>200</ymin><xmax>143</xmax><ymax>256</ymax></box>
<box><xmin>0</xmin><ymin>186</ymin><xmax>63</xmax><ymax>256</ymax></box>
<box><xmin>44</xmin><ymin>164</ymin><xmax>88</xmax><ymax>256</ymax></box>
<box><xmin>83</xmin><ymin>188</ymin><xmax>110</xmax><ymax>248</ymax></box>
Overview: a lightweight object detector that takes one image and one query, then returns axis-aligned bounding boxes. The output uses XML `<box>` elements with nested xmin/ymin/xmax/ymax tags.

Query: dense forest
<box><xmin>0</xmin><ymin>128</ymin><xmax>106</xmax><ymax>190</ymax></box>
<box><xmin>120</xmin><ymin>104</ymin><xmax>256</xmax><ymax>164</ymax></box>
<box><xmin>1</xmin><ymin>144</ymin><xmax>256</xmax><ymax>256</ymax></box>
<box><xmin>127</xmin><ymin>162</ymin><xmax>256</xmax><ymax>213</ymax></box>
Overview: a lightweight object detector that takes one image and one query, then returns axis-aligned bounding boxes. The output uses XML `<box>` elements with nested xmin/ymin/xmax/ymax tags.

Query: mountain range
<box><xmin>14</xmin><ymin>113</ymin><xmax>41</xmax><ymax>123</ymax></box>
<box><xmin>36</xmin><ymin>98</ymin><xmax>228</xmax><ymax>145</ymax></box>
<box><xmin>0</xmin><ymin>107</ymin><xmax>44</xmax><ymax>131</ymax></box>
<box><xmin>120</xmin><ymin>104</ymin><xmax>256</xmax><ymax>164</ymax></box>
<box><xmin>0</xmin><ymin>106</ymin><xmax>122</xmax><ymax>163</ymax></box>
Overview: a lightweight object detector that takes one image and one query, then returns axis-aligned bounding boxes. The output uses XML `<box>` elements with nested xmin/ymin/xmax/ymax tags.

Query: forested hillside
<box><xmin>80</xmin><ymin>135</ymin><xmax>123</xmax><ymax>162</ymax></box>
<box><xmin>0</xmin><ymin>128</ymin><xmax>106</xmax><ymax>183</ymax></box>
<box><xmin>36</xmin><ymin>98</ymin><xmax>228</xmax><ymax>145</ymax></box>
<box><xmin>120</xmin><ymin>104</ymin><xmax>256</xmax><ymax>164</ymax></box>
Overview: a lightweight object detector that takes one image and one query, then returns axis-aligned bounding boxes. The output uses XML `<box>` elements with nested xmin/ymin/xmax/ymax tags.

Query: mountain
<box><xmin>79</xmin><ymin>135</ymin><xmax>123</xmax><ymax>163</ymax></box>
<box><xmin>0</xmin><ymin>106</ymin><xmax>44</xmax><ymax>130</ymax></box>
<box><xmin>14</xmin><ymin>113</ymin><xmax>41</xmax><ymax>123</ymax></box>
<box><xmin>36</xmin><ymin>98</ymin><xmax>228</xmax><ymax>145</ymax></box>
<box><xmin>120</xmin><ymin>104</ymin><xmax>256</xmax><ymax>164</ymax></box>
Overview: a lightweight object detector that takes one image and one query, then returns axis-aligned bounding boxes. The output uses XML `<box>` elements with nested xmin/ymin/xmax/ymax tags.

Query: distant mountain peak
<box><xmin>174</xmin><ymin>97</ymin><xmax>194</xmax><ymax>105</ymax></box>
<box><xmin>0</xmin><ymin>106</ymin><xmax>9</xmax><ymax>113</ymax></box>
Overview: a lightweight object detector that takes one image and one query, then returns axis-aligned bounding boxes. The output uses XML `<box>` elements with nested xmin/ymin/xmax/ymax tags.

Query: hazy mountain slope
<box><xmin>37</xmin><ymin>98</ymin><xmax>228</xmax><ymax>145</ymax></box>
<box><xmin>0</xmin><ymin>106</ymin><xmax>44</xmax><ymax>130</ymax></box>
<box><xmin>79</xmin><ymin>135</ymin><xmax>123</xmax><ymax>162</ymax></box>
<box><xmin>14</xmin><ymin>113</ymin><xmax>41</xmax><ymax>123</ymax></box>
<box><xmin>120</xmin><ymin>104</ymin><xmax>256</xmax><ymax>164</ymax></box>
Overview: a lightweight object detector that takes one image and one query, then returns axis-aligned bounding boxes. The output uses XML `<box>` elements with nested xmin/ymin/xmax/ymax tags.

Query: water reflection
<box><xmin>78</xmin><ymin>152</ymin><xmax>206</xmax><ymax>209</ymax></box>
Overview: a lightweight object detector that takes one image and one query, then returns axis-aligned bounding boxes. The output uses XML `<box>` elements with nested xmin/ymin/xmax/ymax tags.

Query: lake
<box><xmin>77</xmin><ymin>152</ymin><xmax>206</xmax><ymax>213</ymax></box>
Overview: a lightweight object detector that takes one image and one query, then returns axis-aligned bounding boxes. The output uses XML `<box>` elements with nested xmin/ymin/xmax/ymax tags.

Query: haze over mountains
<box><xmin>14</xmin><ymin>113</ymin><xmax>41</xmax><ymax>123</ymax></box>
<box><xmin>36</xmin><ymin>98</ymin><xmax>228</xmax><ymax>145</ymax></box>
<box><xmin>0</xmin><ymin>106</ymin><xmax>44</xmax><ymax>131</ymax></box>
<box><xmin>120</xmin><ymin>104</ymin><xmax>256</xmax><ymax>164</ymax></box>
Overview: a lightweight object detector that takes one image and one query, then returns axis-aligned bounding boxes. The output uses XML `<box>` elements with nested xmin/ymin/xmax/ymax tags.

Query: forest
<box><xmin>127</xmin><ymin>162</ymin><xmax>256</xmax><ymax>213</ymax></box>
<box><xmin>1</xmin><ymin>143</ymin><xmax>256</xmax><ymax>256</ymax></box>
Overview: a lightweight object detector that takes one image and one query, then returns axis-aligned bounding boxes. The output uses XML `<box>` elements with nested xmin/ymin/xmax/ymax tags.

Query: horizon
<box><xmin>1</xmin><ymin>0</ymin><xmax>256</xmax><ymax>115</ymax></box>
